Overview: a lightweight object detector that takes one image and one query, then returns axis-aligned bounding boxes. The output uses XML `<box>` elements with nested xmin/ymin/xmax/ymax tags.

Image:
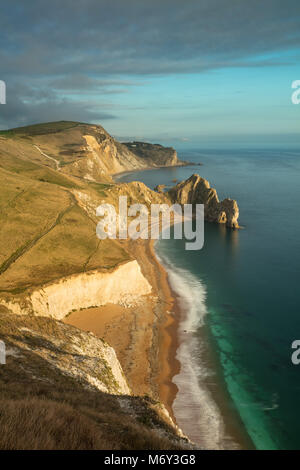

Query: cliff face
<box><xmin>1</xmin><ymin>312</ymin><xmax>130</xmax><ymax>395</ymax></box>
<box><xmin>123</xmin><ymin>141</ymin><xmax>181</xmax><ymax>167</ymax></box>
<box><xmin>79</xmin><ymin>131</ymin><xmax>147</xmax><ymax>179</ymax></box>
<box><xmin>168</xmin><ymin>174</ymin><xmax>239</xmax><ymax>228</ymax></box>
<box><xmin>2</xmin><ymin>260</ymin><xmax>152</xmax><ymax>319</ymax></box>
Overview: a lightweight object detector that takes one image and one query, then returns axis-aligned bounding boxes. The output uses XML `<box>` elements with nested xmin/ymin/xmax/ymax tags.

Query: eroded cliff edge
<box><xmin>123</xmin><ymin>141</ymin><xmax>182</xmax><ymax>167</ymax></box>
<box><xmin>1</xmin><ymin>260</ymin><xmax>152</xmax><ymax>319</ymax></box>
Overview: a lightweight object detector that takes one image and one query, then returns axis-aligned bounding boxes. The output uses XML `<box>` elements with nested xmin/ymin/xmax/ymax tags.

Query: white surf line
<box><xmin>33</xmin><ymin>145</ymin><xmax>60</xmax><ymax>171</ymax></box>
<box><xmin>155</xmin><ymin>252</ymin><xmax>233</xmax><ymax>449</ymax></box>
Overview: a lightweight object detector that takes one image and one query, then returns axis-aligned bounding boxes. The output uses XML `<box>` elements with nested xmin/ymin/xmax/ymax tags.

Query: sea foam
<box><xmin>155</xmin><ymin>248</ymin><xmax>229</xmax><ymax>449</ymax></box>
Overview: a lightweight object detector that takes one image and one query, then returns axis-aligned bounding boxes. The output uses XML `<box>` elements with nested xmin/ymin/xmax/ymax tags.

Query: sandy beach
<box><xmin>65</xmin><ymin>237</ymin><xmax>253</xmax><ymax>449</ymax></box>
<box><xmin>65</xmin><ymin>238</ymin><xmax>179</xmax><ymax>409</ymax></box>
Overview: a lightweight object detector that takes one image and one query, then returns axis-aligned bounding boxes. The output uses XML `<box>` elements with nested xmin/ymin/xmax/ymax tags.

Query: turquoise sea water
<box><xmin>117</xmin><ymin>148</ymin><xmax>300</xmax><ymax>450</ymax></box>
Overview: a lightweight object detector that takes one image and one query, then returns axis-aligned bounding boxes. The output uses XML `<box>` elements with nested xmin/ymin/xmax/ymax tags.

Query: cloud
<box><xmin>0</xmin><ymin>84</ymin><xmax>116</xmax><ymax>129</ymax></box>
<box><xmin>49</xmin><ymin>75</ymin><xmax>139</xmax><ymax>93</ymax></box>
<box><xmin>1</xmin><ymin>0</ymin><xmax>300</xmax><ymax>77</ymax></box>
<box><xmin>1</xmin><ymin>0</ymin><xmax>300</xmax><ymax>127</ymax></box>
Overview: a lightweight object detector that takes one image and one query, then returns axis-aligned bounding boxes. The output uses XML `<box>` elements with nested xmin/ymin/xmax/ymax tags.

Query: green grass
<box><xmin>34</xmin><ymin>169</ymin><xmax>79</xmax><ymax>188</ymax></box>
<box><xmin>0</xmin><ymin>181</ymin><xmax>131</xmax><ymax>292</ymax></box>
<box><xmin>0</xmin><ymin>121</ymin><xmax>85</xmax><ymax>137</ymax></box>
<box><xmin>0</xmin><ymin>154</ymin><xmax>79</xmax><ymax>189</ymax></box>
<box><xmin>87</xmin><ymin>181</ymin><xmax>112</xmax><ymax>197</ymax></box>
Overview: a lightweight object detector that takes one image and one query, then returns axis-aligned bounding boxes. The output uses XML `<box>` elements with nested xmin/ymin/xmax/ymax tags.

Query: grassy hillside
<box><xmin>0</xmin><ymin>122</ymin><xmax>190</xmax><ymax>450</ymax></box>
<box><xmin>0</xmin><ymin>121</ymin><xmax>149</xmax><ymax>182</ymax></box>
<box><xmin>0</xmin><ymin>311</ymin><xmax>188</xmax><ymax>450</ymax></box>
<box><xmin>0</xmin><ymin>134</ymin><xmax>132</xmax><ymax>295</ymax></box>
<box><xmin>0</xmin><ymin>121</ymin><xmax>84</xmax><ymax>137</ymax></box>
<box><xmin>0</xmin><ymin>121</ymin><xmax>175</xmax><ymax>297</ymax></box>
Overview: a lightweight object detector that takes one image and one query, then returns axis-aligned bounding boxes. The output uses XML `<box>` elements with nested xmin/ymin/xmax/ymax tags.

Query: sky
<box><xmin>0</xmin><ymin>0</ymin><xmax>300</xmax><ymax>146</ymax></box>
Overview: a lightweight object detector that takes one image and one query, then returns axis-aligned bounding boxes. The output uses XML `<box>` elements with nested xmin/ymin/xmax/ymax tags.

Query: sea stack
<box><xmin>168</xmin><ymin>174</ymin><xmax>239</xmax><ymax>228</ymax></box>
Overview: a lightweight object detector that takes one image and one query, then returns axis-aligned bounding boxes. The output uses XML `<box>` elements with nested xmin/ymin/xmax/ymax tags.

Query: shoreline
<box><xmin>65</xmin><ymin>234</ymin><xmax>254</xmax><ymax>449</ymax></box>
<box><xmin>147</xmin><ymin>239</ymin><xmax>180</xmax><ymax>422</ymax></box>
<box><xmin>65</xmin><ymin>169</ymin><xmax>253</xmax><ymax>449</ymax></box>
<box><xmin>113</xmin><ymin>161</ymin><xmax>201</xmax><ymax>180</ymax></box>
<box><xmin>152</xmin><ymin>243</ymin><xmax>254</xmax><ymax>450</ymax></box>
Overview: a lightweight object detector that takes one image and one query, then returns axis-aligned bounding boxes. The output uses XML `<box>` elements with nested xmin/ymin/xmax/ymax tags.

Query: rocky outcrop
<box><xmin>24</xmin><ymin>321</ymin><xmax>128</xmax><ymax>394</ymax></box>
<box><xmin>1</xmin><ymin>260</ymin><xmax>152</xmax><ymax>320</ymax></box>
<box><xmin>168</xmin><ymin>174</ymin><xmax>239</xmax><ymax>228</ymax></box>
<box><xmin>123</xmin><ymin>141</ymin><xmax>184</xmax><ymax>167</ymax></box>
<box><xmin>154</xmin><ymin>184</ymin><xmax>166</xmax><ymax>193</ymax></box>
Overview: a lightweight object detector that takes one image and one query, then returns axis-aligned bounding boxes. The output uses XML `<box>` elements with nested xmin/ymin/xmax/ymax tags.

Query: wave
<box><xmin>155</xmin><ymin>247</ymin><xmax>233</xmax><ymax>449</ymax></box>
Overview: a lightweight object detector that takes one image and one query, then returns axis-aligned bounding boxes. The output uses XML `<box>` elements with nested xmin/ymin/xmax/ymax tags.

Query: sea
<box><xmin>116</xmin><ymin>147</ymin><xmax>300</xmax><ymax>450</ymax></box>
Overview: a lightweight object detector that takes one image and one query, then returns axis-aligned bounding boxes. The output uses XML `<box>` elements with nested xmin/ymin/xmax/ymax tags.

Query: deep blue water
<box><xmin>117</xmin><ymin>148</ymin><xmax>300</xmax><ymax>449</ymax></box>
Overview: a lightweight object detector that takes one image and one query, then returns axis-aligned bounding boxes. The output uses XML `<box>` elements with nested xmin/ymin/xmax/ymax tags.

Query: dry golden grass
<box><xmin>0</xmin><ymin>398</ymin><xmax>107</xmax><ymax>450</ymax></box>
<box><xmin>0</xmin><ymin>397</ymin><xmax>184</xmax><ymax>450</ymax></box>
<box><xmin>0</xmin><ymin>312</ymin><xmax>187</xmax><ymax>450</ymax></box>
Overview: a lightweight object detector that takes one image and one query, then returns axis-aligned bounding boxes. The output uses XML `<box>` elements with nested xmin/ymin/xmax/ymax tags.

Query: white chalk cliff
<box><xmin>2</xmin><ymin>260</ymin><xmax>151</xmax><ymax>319</ymax></box>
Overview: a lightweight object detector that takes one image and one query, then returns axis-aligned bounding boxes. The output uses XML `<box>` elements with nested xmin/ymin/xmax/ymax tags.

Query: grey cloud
<box><xmin>0</xmin><ymin>84</ymin><xmax>117</xmax><ymax>129</ymax></box>
<box><xmin>50</xmin><ymin>76</ymin><xmax>137</xmax><ymax>90</ymax></box>
<box><xmin>1</xmin><ymin>0</ymin><xmax>300</xmax><ymax>128</ymax></box>
<box><xmin>2</xmin><ymin>0</ymin><xmax>300</xmax><ymax>77</ymax></box>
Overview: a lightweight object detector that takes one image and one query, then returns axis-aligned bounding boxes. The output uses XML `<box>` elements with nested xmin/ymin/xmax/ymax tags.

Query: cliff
<box><xmin>2</xmin><ymin>260</ymin><xmax>152</xmax><ymax>319</ymax></box>
<box><xmin>123</xmin><ymin>141</ymin><xmax>183</xmax><ymax>167</ymax></box>
<box><xmin>0</xmin><ymin>311</ymin><xmax>191</xmax><ymax>449</ymax></box>
<box><xmin>0</xmin><ymin>121</ymin><xmax>183</xmax><ymax>183</ymax></box>
<box><xmin>168</xmin><ymin>174</ymin><xmax>239</xmax><ymax>228</ymax></box>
